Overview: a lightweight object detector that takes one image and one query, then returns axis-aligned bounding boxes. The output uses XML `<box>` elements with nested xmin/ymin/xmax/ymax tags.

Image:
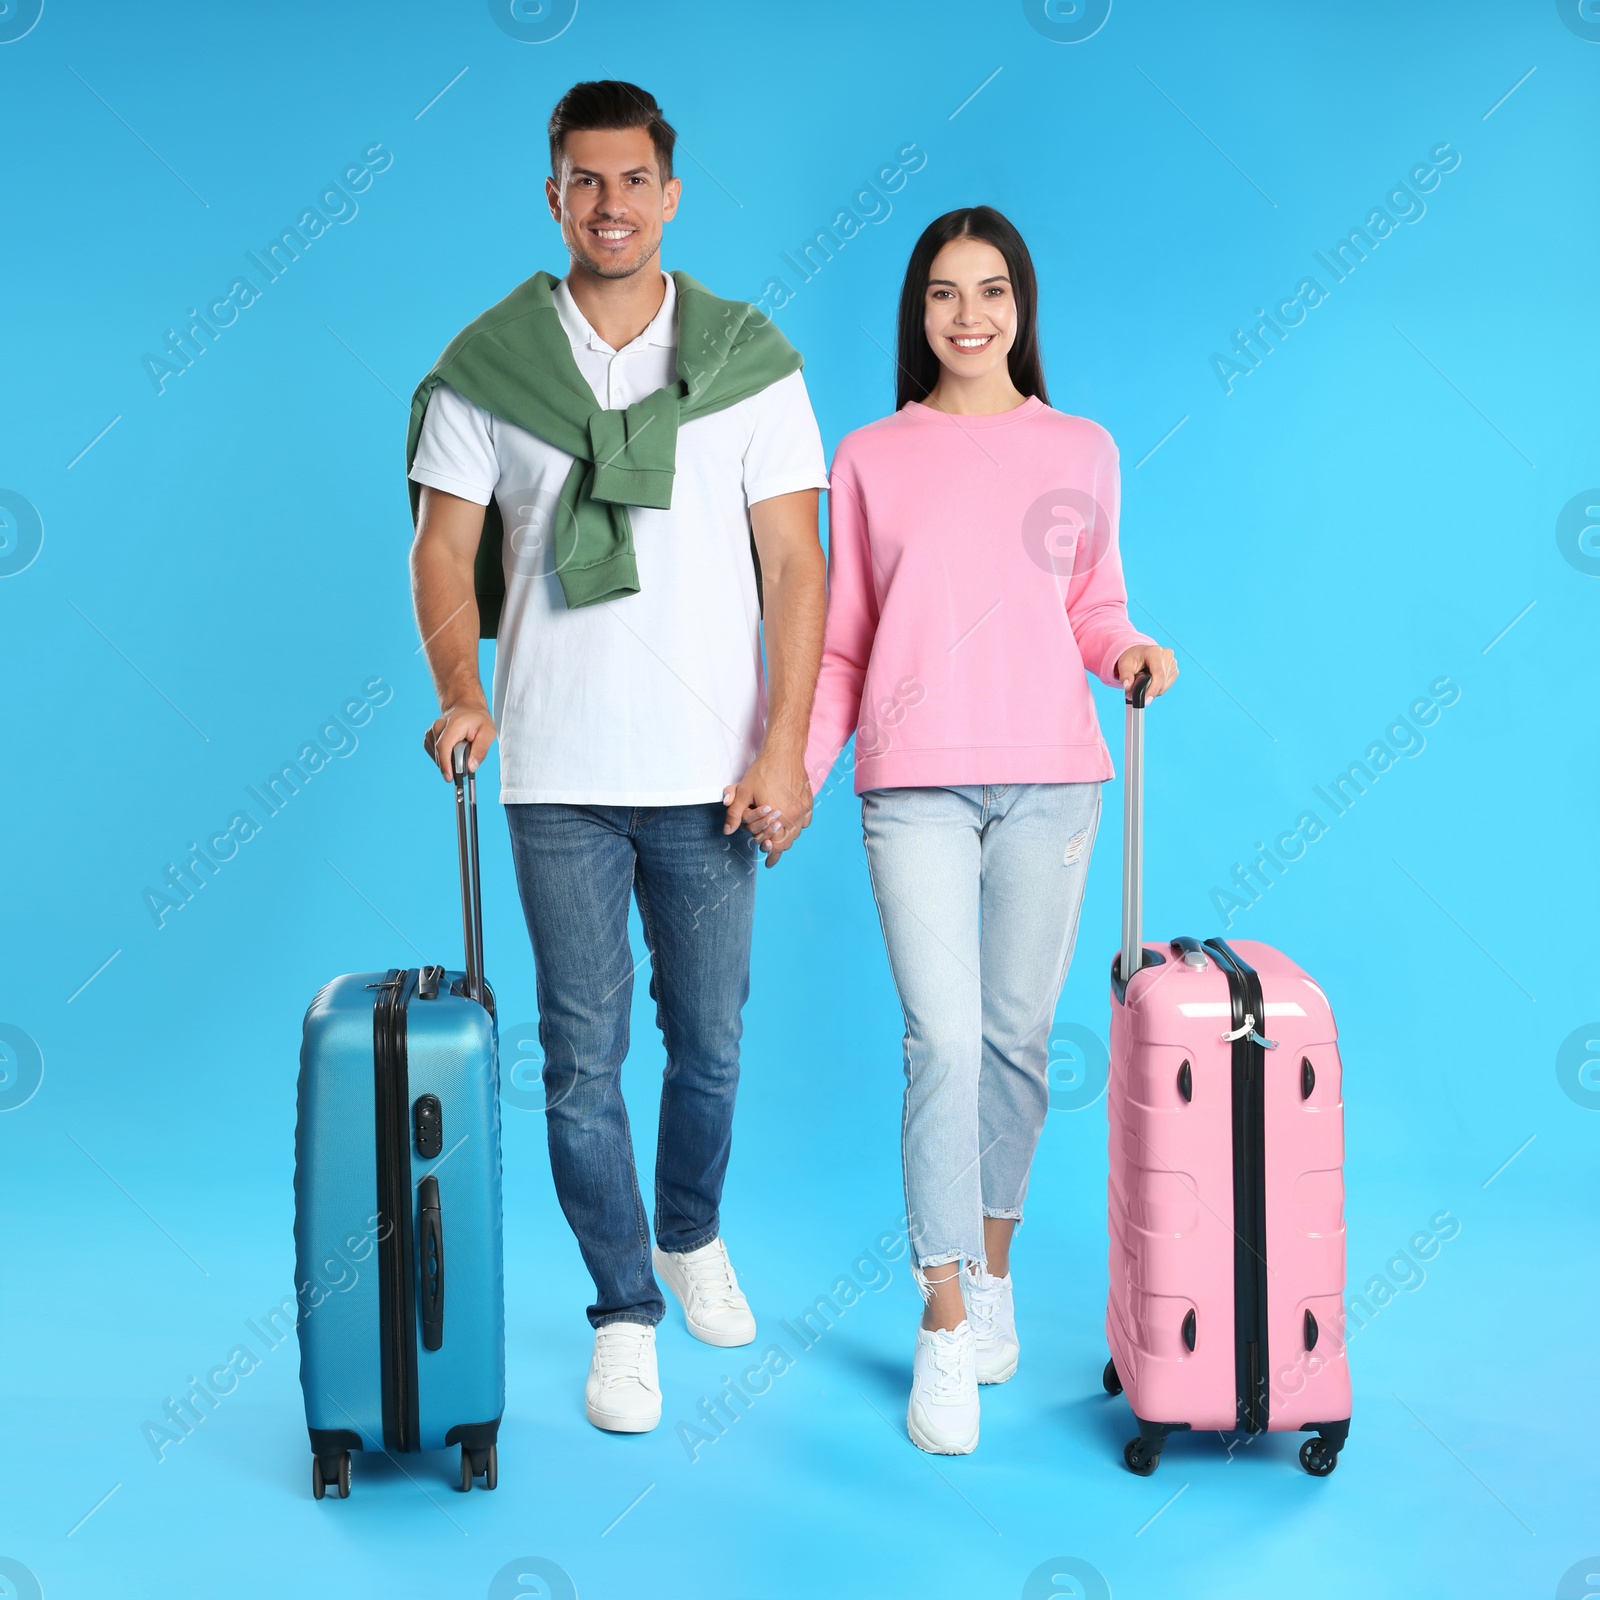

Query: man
<box><xmin>406</xmin><ymin>81</ymin><xmax>827</xmax><ymax>1433</ymax></box>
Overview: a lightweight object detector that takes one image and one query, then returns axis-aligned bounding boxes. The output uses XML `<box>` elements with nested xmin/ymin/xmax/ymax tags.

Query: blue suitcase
<box><xmin>294</xmin><ymin>744</ymin><xmax>504</xmax><ymax>1498</ymax></box>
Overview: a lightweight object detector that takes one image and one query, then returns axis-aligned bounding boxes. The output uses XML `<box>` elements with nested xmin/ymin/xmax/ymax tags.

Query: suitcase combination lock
<box><xmin>414</xmin><ymin>1094</ymin><xmax>443</xmax><ymax>1159</ymax></box>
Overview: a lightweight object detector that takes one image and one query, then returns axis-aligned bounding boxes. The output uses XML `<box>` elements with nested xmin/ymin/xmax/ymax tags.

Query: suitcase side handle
<box><xmin>451</xmin><ymin>742</ymin><xmax>487</xmax><ymax>1006</ymax></box>
<box><xmin>418</xmin><ymin>1174</ymin><xmax>444</xmax><ymax>1351</ymax></box>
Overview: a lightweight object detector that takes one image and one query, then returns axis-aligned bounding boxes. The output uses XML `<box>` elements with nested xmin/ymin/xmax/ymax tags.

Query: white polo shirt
<box><xmin>409</xmin><ymin>273</ymin><xmax>829</xmax><ymax>805</ymax></box>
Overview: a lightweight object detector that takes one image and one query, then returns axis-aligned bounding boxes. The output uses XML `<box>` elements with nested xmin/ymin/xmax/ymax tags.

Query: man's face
<box><xmin>546</xmin><ymin>127</ymin><xmax>681</xmax><ymax>279</ymax></box>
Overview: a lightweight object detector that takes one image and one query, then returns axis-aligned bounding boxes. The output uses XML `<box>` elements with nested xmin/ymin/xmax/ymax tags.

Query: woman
<box><xmin>799</xmin><ymin>207</ymin><xmax>1177</xmax><ymax>1454</ymax></box>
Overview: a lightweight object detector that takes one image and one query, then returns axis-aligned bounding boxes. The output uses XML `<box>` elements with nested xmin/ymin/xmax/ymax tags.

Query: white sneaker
<box><xmin>653</xmin><ymin>1238</ymin><xmax>756</xmax><ymax>1348</ymax></box>
<box><xmin>966</xmin><ymin>1267</ymin><xmax>1019</xmax><ymax>1384</ymax></box>
<box><xmin>584</xmin><ymin>1322</ymin><xmax>661</xmax><ymax>1434</ymax></box>
<box><xmin>906</xmin><ymin>1321</ymin><xmax>980</xmax><ymax>1455</ymax></box>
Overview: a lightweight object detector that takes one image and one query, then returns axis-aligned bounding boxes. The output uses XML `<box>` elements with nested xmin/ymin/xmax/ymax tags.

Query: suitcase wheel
<box><xmin>1102</xmin><ymin>1358</ymin><xmax>1123</xmax><ymax>1397</ymax></box>
<box><xmin>1123</xmin><ymin>1437</ymin><xmax>1161</xmax><ymax>1476</ymax></box>
<box><xmin>312</xmin><ymin>1451</ymin><xmax>351</xmax><ymax>1500</ymax></box>
<box><xmin>459</xmin><ymin>1442</ymin><xmax>498</xmax><ymax>1492</ymax></box>
<box><xmin>1299</xmin><ymin>1437</ymin><xmax>1338</xmax><ymax>1476</ymax></box>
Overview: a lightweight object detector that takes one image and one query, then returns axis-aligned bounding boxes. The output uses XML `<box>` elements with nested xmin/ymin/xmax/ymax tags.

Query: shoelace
<box><xmin>594</xmin><ymin>1328</ymin><xmax>650</xmax><ymax>1388</ymax></box>
<box><xmin>924</xmin><ymin>1329</ymin><xmax>972</xmax><ymax>1399</ymax></box>
<box><xmin>679</xmin><ymin>1243</ymin><xmax>742</xmax><ymax>1311</ymax></box>
<box><xmin>966</xmin><ymin>1272</ymin><xmax>1002</xmax><ymax>1344</ymax></box>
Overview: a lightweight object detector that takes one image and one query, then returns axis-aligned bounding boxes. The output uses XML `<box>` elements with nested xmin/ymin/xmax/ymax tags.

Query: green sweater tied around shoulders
<box><xmin>406</xmin><ymin>270</ymin><xmax>803</xmax><ymax>633</ymax></box>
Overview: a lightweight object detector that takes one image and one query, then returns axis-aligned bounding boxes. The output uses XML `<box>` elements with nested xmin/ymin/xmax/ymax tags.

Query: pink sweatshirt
<box><xmin>804</xmin><ymin>397</ymin><xmax>1154</xmax><ymax>795</ymax></box>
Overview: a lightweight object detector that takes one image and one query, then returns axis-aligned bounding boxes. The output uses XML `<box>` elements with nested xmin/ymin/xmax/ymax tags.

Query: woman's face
<box><xmin>922</xmin><ymin>237</ymin><xmax>1018</xmax><ymax>384</ymax></box>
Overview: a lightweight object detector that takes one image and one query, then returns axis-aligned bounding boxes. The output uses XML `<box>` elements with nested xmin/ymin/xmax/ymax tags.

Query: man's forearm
<box><xmin>758</xmin><ymin>544</ymin><xmax>826</xmax><ymax>758</ymax></box>
<box><xmin>411</xmin><ymin>533</ymin><xmax>485</xmax><ymax>710</ymax></box>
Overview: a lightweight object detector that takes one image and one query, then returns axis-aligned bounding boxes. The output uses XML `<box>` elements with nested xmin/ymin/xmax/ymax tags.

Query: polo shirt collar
<box><xmin>552</xmin><ymin>271</ymin><xmax>677</xmax><ymax>355</ymax></box>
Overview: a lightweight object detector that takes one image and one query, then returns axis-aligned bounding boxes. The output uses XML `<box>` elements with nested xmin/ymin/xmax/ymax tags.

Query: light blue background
<box><xmin>2</xmin><ymin>3</ymin><xmax>1597</xmax><ymax>1597</ymax></box>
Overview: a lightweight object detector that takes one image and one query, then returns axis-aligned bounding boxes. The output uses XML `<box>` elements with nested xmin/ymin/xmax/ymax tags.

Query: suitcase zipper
<box><xmin>373</xmin><ymin>968</ymin><xmax>421</xmax><ymax>1453</ymax></box>
<box><xmin>1204</xmin><ymin>939</ymin><xmax>1271</xmax><ymax>1434</ymax></box>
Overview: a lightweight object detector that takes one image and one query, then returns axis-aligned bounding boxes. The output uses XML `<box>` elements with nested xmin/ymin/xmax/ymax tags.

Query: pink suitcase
<box><xmin>1101</xmin><ymin>673</ymin><xmax>1351</xmax><ymax>1475</ymax></box>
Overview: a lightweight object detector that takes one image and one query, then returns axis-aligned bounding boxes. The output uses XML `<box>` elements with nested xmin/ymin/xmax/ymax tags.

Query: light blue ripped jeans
<box><xmin>862</xmin><ymin>783</ymin><xmax>1102</xmax><ymax>1271</ymax></box>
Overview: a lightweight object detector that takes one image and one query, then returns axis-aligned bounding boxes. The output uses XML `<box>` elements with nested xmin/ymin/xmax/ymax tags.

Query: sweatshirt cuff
<box><xmin>559</xmin><ymin>549</ymin><xmax>643</xmax><ymax>609</ymax></box>
<box><xmin>1094</xmin><ymin>628</ymin><xmax>1158</xmax><ymax>686</ymax></box>
<box><xmin>804</xmin><ymin>729</ymin><xmax>851</xmax><ymax>797</ymax></box>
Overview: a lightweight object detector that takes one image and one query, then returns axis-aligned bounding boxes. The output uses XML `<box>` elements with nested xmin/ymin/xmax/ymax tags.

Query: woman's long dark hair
<box><xmin>894</xmin><ymin>206</ymin><xmax>1048</xmax><ymax>411</ymax></box>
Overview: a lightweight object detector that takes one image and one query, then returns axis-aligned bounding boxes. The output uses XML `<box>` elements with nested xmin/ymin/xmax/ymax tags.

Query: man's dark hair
<box><xmin>548</xmin><ymin>80</ymin><xmax>676</xmax><ymax>182</ymax></box>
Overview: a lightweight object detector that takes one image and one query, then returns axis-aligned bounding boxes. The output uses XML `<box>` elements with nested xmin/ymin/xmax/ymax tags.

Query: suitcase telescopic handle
<box><xmin>1119</xmin><ymin>669</ymin><xmax>1153</xmax><ymax>987</ymax></box>
<box><xmin>451</xmin><ymin>742</ymin><xmax>486</xmax><ymax>1006</ymax></box>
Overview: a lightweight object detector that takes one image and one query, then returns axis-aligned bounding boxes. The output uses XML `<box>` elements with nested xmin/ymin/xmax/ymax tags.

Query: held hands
<box><xmin>723</xmin><ymin>745</ymin><xmax>814</xmax><ymax>869</ymax></box>
<box><xmin>1115</xmin><ymin>644</ymin><xmax>1179</xmax><ymax>700</ymax></box>
<box><xmin>424</xmin><ymin>701</ymin><xmax>497</xmax><ymax>781</ymax></box>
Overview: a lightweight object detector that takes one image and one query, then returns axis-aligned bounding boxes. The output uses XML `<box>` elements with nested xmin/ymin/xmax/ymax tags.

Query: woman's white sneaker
<box><xmin>965</xmin><ymin>1267</ymin><xmax>1019</xmax><ymax>1384</ymax></box>
<box><xmin>654</xmin><ymin>1238</ymin><xmax>756</xmax><ymax>1347</ymax></box>
<box><xmin>906</xmin><ymin>1321</ymin><xmax>980</xmax><ymax>1454</ymax></box>
<box><xmin>585</xmin><ymin>1321</ymin><xmax>661</xmax><ymax>1433</ymax></box>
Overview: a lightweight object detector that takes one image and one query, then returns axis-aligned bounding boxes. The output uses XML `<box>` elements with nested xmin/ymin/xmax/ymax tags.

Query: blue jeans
<box><xmin>506</xmin><ymin>802</ymin><xmax>758</xmax><ymax>1328</ymax></box>
<box><xmin>861</xmin><ymin>783</ymin><xmax>1102</xmax><ymax>1270</ymax></box>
